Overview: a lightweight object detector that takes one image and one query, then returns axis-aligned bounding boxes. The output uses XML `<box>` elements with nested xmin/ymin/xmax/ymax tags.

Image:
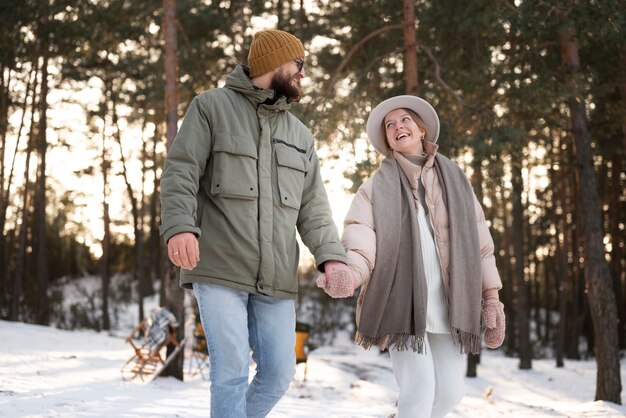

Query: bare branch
<box><xmin>420</xmin><ymin>45</ymin><xmax>496</xmax><ymax>118</ymax></box>
<box><xmin>324</xmin><ymin>24</ymin><xmax>403</xmax><ymax>94</ymax></box>
<box><xmin>497</xmin><ymin>0</ymin><xmax>518</xmax><ymax>12</ymax></box>
<box><xmin>419</xmin><ymin>44</ymin><xmax>466</xmax><ymax>106</ymax></box>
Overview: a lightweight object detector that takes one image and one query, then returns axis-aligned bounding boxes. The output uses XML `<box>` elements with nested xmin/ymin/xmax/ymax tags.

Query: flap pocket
<box><xmin>210</xmin><ymin>132</ymin><xmax>258</xmax><ymax>199</ymax></box>
<box><xmin>275</xmin><ymin>145</ymin><xmax>306</xmax><ymax>172</ymax></box>
<box><xmin>213</xmin><ymin>132</ymin><xmax>258</xmax><ymax>159</ymax></box>
<box><xmin>274</xmin><ymin>145</ymin><xmax>306</xmax><ymax>210</ymax></box>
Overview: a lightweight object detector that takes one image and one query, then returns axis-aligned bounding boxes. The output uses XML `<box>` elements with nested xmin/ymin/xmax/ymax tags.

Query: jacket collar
<box><xmin>392</xmin><ymin>140</ymin><xmax>439</xmax><ymax>188</ymax></box>
<box><xmin>225</xmin><ymin>65</ymin><xmax>291</xmax><ymax>113</ymax></box>
<box><xmin>394</xmin><ymin>151</ymin><xmax>424</xmax><ymax>191</ymax></box>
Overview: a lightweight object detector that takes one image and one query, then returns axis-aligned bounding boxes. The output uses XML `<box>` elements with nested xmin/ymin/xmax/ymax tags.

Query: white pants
<box><xmin>389</xmin><ymin>332</ymin><xmax>465</xmax><ymax>418</ymax></box>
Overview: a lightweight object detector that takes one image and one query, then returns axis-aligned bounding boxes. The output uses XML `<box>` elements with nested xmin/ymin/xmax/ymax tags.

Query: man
<box><xmin>159</xmin><ymin>29</ymin><xmax>352</xmax><ymax>417</ymax></box>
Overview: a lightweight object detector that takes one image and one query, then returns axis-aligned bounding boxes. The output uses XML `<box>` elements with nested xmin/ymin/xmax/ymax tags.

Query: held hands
<box><xmin>316</xmin><ymin>261</ymin><xmax>357</xmax><ymax>298</ymax></box>
<box><xmin>168</xmin><ymin>232</ymin><xmax>200</xmax><ymax>270</ymax></box>
<box><xmin>482</xmin><ymin>289</ymin><xmax>505</xmax><ymax>349</ymax></box>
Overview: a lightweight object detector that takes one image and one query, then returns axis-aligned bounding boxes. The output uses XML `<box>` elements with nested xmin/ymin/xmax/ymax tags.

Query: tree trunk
<box><xmin>0</xmin><ymin>67</ymin><xmax>8</xmax><ymax>248</ymax></box>
<box><xmin>529</xmin><ymin>252</ymin><xmax>540</xmax><ymax>342</ymax></box>
<box><xmin>566</xmin><ymin>142</ymin><xmax>582</xmax><ymax>360</ymax></box>
<box><xmin>229</xmin><ymin>0</ymin><xmax>249</xmax><ymax>66</ymax></box>
<box><xmin>500</xmin><ymin>183</ymin><xmax>515</xmax><ymax>356</ymax></box>
<box><xmin>9</xmin><ymin>104</ymin><xmax>37</xmax><ymax>321</ymax></box>
<box><xmin>297</xmin><ymin>0</ymin><xmax>308</xmax><ymax>30</ymax></box>
<box><xmin>138</xmin><ymin>113</ymin><xmax>149</xmax><ymax>322</ymax></box>
<box><xmin>276</xmin><ymin>0</ymin><xmax>285</xmax><ymax>28</ymax></box>
<box><xmin>555</xmin><ymin>236</ymin><xmax>568</xmax><ymax>368</ymax></box>
<box><xmin>100</xmin><ymin>81</ymin><xmax>111</xmax><ymax>332</ymax></box>
<box><xmin>512</xmin><ymin>157</ymin><xmax>532</xmax><ymax>369</ymax></box>
<box><xmin>619</xmin><ymin>47</ymin><xmax>626</xmax><ymax>151</ymax></box>
<box><xmin>402</xmin><ymin>0</ymin><xmax>418</xmax><ymax>95</ymax></box>
<box><xmin>535</xmin><ymin>260</ymin><xmax>545</xmax><ymax>345</ymax></box>
<box><xmin>35</xmin><ymin>15</ymin><xmax>50</xmax><ymax>325</ymax></box>
<box><xmin>560</xmin><ymin>25</ymin><xmax>621</xmax><ymax>403</ymax></box>
<box><xmin>613</xmin><ymin>48</ymin><xmax>626</xmax><ymax>349</ymax></box>
<box><xmin>149</xmin><ymin>123</ymin><xmax>161</xmax><ymax>293</ymax></box>
<box><xmin>554</xmin><ymin>134</ymin><xmax>569</xmax><ymax>367</ymax></box>
<box><xmin>0</xmin><ymin>67</ymin><xmax>35</xmax><ymax>307</ymax></box>
<box><xmin>162</xmin><ymin>0</ymin><xmax>184</xmax><ymax>381</ymax></box>
<box><xmin>0</xmin><ymin>66</ymin><xmax>8</xmax><ymax>179</ymax></box>
<box><xmin>466</xmin><ymin>153</ymin><xmax>484</xmax><ymax>377</ymax></box>
<box><xmin>542</xmin><ymin>260</ymin><xmax>551</xmax><ymax>347</ymax></box>
<box><xmin>610</xmin><ymin>155</ymin><xmax>625</xmax><ymax>350</ymax></box>
<box><xmin>112</xmin><ymin>99</ymin><xmax>143</xmax><ymax>321</ymax></box>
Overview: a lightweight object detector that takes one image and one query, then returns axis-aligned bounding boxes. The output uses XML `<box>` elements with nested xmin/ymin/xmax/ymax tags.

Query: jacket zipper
<box><xmin>272</xmin><ymin>138</ymin><xmax>306</xmax><ymax>153</ymax></box>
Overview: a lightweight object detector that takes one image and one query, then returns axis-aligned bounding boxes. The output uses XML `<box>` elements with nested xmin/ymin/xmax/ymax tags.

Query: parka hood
<box><xmin>225</xmin><ymin>65</ymin><xmax>291</xmax><ymax>112</ymax></box>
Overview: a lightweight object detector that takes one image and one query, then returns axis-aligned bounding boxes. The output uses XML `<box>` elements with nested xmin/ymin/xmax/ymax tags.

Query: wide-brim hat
<box><xmin>366</xmin><ymin>95</ymin><xmax>440</xmax><ymax>156</ymax></box>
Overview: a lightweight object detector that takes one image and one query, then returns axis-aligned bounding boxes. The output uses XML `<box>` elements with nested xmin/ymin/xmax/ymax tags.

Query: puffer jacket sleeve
<box><xmin>472</xmin><ymin>192</ymin><xmax>502</xmax><ymax>292</ymax></box>
<box><xmin>342</xmin><ymin>179</ymin><xmax>376</xmax><ymax>287</ymax></box>
<box><xmin>297</xmin><ymin>135</ymin><xmax>348</xmax><ymax>268</ymax></box>
<box><xmin>159</xmin><ymin>96</ymin><xmax>213</xmax><ymax>243</ymax></box>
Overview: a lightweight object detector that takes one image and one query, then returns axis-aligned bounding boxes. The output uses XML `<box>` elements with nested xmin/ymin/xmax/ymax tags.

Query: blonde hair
<box><xmin>381</xmin><ymin>108</ymin><xmax>429</xmax><ymax>148</ymax></box>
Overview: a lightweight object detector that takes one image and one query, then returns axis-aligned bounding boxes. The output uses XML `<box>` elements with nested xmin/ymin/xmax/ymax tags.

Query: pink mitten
<box><xmin>316</xmin><ymin>268</ymin><xmax>355</xmax><ymax>298</ymax></box>
<box><xmin>482</xmin><ymin>298</ymin><xmax>505</xmax><ymax>348</ymax></box>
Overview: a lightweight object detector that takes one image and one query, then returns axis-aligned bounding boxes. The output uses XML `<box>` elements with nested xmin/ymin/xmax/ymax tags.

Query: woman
<box><xmin>318</xmin><ymin>95</ymin><xmax>505</xmax><ymax>418</ymax></box>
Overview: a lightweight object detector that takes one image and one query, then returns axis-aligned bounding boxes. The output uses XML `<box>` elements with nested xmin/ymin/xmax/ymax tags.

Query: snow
<box><xmin>0</xmin><ymin>320</ymin><xmax>624</xmax><ymax>417</ymax></box>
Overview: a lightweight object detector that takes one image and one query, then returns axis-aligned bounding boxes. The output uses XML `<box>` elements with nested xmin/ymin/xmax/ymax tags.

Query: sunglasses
<box><xmin>294</xmin><ymin>58</ymin><xmax>304</xmax><ymax>72</ymax></box>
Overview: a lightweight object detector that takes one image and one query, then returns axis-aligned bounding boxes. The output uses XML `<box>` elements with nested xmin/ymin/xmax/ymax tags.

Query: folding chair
<box><xmin>121</xmin><ymin>307</ymin><xmax>188</xmax><ymax>382</ymax></box>
<box><xmin>295</xmin><ymin>321</ymin><xmax>311</xmax><ymax>381</ymax></box>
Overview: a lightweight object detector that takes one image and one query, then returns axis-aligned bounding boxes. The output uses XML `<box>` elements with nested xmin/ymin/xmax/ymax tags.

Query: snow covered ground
<box><xmin>0</xmin><ymin>320</ymin><xmax>624</xmax><ymax>417</ymax></box>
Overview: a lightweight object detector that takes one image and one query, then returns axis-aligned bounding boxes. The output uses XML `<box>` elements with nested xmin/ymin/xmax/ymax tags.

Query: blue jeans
<box><xmin>193</xmin><ymin>283</ymin><xmax>296</xmax><ymax>418</ymax></box>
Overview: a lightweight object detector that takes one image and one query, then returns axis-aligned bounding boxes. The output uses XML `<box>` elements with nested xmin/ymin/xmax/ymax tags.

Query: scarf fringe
<box><xmin>450</xmin><ymin>327</ymin><xmax>481</xmax><ymax>355</ymax></box>
<box><xmin>357</xmin><ymin>329</ymin><xmax>481</xmax><ymax>355</ymax></box>
<box><xmin>355</xmin><ymin>331</ymin><xmax>426</xmax><ymax>354</ymax></box>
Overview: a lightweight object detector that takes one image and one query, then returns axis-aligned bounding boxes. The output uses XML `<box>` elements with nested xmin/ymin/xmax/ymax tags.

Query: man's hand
<box><xmin>316</xmin><ymin>261</ymin><xmax>356</xmax><ymax>298</ymax></box>
<box><xmin>168</xmin><ymin>232</ymin><xmax>200</xmax><ymax>270</ymax></box>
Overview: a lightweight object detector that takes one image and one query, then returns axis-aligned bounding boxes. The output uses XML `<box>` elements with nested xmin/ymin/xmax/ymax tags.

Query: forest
<box><xmin>0</xmin><ymin>0</ymin><xmax>623</xmax><ymax>405</ymax></box>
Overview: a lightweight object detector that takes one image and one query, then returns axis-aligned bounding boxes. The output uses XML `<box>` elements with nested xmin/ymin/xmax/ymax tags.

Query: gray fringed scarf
<box><xmin>355</xmin><ymin>153</ymin><xmax>482</xmax><ymax>354</ymax></box>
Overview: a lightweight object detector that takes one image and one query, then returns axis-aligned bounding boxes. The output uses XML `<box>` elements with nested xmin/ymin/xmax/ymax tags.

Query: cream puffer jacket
<box><xmin>343</xmin><ymin>145</ymin><xmax>502</xmax><ymax>323</ymax></box>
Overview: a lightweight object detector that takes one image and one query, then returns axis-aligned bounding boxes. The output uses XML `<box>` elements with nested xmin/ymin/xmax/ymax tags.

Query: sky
<box><xmin>1</xmin><ymin>317</ymin><xmax>625</xmax><ymax>417</ymax></box>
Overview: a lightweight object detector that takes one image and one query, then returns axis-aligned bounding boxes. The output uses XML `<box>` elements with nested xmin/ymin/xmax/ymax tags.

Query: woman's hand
<box><xmin>316</xmin><ymin>262</ymin><xmax>356</xmax><ymax>298</ymax></box>
<box><xmin>482</xmin><ymin>290</ymin><xmax>505</xmax><ymax>349</ymax></box>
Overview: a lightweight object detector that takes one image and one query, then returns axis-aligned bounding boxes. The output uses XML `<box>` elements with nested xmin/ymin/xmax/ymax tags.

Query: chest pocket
<box><xmin>210</xmin><ymin>133</ymin><xmax>258</xmax><ymax>199</ymax></box>
<box><xmin>275</xmin><ymin>143</ymin><xmax>307</xmax><ymax>210</ymax></box>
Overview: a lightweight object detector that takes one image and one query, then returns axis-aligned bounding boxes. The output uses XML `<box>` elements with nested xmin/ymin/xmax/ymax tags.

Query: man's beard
<box><xmin>270</xmin><ymin>69</ymin><xmax>301</xmax><ymax>103</ymax></box>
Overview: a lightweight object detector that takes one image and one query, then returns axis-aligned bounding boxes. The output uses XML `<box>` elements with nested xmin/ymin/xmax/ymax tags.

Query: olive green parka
<box><xmin>160</xmin><ymin>65</ymin><xmax>347</xmax><ymax>299</ymax></box>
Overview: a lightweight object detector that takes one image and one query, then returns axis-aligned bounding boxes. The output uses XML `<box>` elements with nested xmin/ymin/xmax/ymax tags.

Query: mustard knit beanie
<box><xmin>247</xmin><ymin>30</ymin><xmax>305</xmax><ymax>78</ymax></box>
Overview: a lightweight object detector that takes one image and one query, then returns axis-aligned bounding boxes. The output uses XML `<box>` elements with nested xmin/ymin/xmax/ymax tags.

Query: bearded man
<box><xmin>159</xmin><ymin>29</ymin><xmax>352</xmax><ymax>418</ymax></box>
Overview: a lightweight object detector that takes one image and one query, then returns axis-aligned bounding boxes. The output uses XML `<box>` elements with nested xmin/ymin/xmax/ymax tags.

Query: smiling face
<box><xmin>383</xmin><ymin>108</ymin><xmax>427</xmax><ymax>155</ymax></box>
